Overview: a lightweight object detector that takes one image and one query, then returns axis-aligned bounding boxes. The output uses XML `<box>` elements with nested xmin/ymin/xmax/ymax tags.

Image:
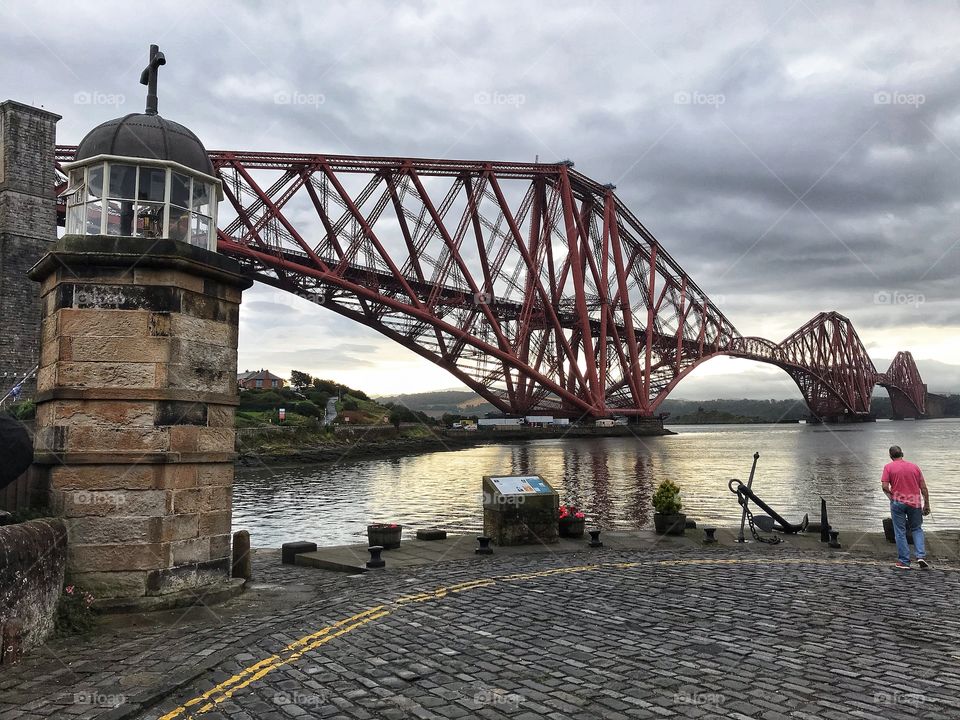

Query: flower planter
<box><xmin>558</xmin><ymin>517</ymin><xmax>586</xmax><ymax>538</ymax></box>
<box><xmin>367</xmin><ymin>524</ymin><xmax>402</xmax><ymax>549</ymax></box>
<box><xmin>653</xmin><ymin>512</ymin><xmax>686</xmax><ymax>536</ymax></box>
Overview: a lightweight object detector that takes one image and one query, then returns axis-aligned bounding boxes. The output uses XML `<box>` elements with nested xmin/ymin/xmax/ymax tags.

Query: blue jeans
<box><xmin>890</xmin><ymin>501</ymin><xmax>925</xmax><ymax>565</ymax></box>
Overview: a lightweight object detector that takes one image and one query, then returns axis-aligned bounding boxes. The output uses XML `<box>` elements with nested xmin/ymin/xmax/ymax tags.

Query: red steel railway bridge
<box><xmin>55</xmin><ymin>147</ymin><xmax>928</xmax><ymax>422</ymax></box>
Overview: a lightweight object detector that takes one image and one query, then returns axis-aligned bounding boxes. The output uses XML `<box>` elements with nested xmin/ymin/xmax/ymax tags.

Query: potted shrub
<box><xmin>558</xmin><ymin>505</ymin><xmax>586</xmax><ymax>538</ymax></box>
<box><xmin>367</xmin><ymin>523</ymin><xmax>402</xmax><ymax>549</ymax></box>
<box><xmin>652</xmin><ymin>479</ymin><xmax>686</xmax><ymax>535</ymax></box>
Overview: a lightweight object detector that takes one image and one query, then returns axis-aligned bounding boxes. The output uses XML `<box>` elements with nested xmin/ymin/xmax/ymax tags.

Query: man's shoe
<box><xmin>894</xmin><ymin>561</ymin><xmax>911</xmax><ymax>570</ymax></box>
<box><xmin>918</xmin><ymin>558</ymin><xmax>931</xmax><ymax>570</ymax></box>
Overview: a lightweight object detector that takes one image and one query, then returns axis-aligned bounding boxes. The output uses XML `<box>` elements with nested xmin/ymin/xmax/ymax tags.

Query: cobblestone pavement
<box><xmin>2</xmin><ymin>548</ymin><xmax>959</xmax><ymax>719</ymax></box>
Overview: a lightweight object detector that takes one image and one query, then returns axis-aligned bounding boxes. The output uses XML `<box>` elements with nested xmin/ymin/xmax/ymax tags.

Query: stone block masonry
<box><xmin>29</xmin><ymin>235</ymin><xmax>252</xmax><ymax>605</ymax></box>
<box><xmin>0</xmin><ymin>100</ymin><xmax>60</xmax><ymax>397</ymax></box>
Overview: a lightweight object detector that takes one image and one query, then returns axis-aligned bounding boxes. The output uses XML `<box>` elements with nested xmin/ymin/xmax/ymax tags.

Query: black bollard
<box><xmin>828</xmin><ymin>530</ymin><xmax>841</xmax><ymax>549</ymax></box>
<box><xmin>588</xmin><ymin>529</ymin><xmax>603</xmax><ymax>548</ymax></box>
<box><xmin>820</xmin><ymin>497</ymin><xmax>830</xmax><ymax>543</ymax></box>
<box><xmin>232</xmin><ymin>530</ymin><xmax>251</xmax><ymax>580</ymax></box>
<box><xmin>366</xmin><ymin>545</ymin><xmax>386</xmax><ymax>569</ymax></box>
<box><xmin>476</xmin><ymin>536</ymin><xmax>494</xmax><ymax>555</ymax></box>
<box><xmin>703</xmin><ymin>527</ymin><xmax>717</xmax><ymax>544</ymax></box>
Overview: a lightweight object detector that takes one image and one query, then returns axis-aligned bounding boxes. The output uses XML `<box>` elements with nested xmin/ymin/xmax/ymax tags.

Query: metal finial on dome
<box><xmin>139</xmin><ymin>44</ymin><xmax>166</xmax><ymax>116</ymax></box>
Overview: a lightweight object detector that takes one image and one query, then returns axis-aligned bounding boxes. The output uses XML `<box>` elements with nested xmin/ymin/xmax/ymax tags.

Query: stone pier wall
<box><xmin>30</xmin><ymin>236</ymin><xmax>251</xmax><ymax>604</ymax></box>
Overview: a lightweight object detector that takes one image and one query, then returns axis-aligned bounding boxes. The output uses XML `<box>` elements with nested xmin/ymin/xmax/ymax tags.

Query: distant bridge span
<box><xmin>54</xmin><ymin>147</ymin><xmax>926</xmax><ymax>420</ymax></box>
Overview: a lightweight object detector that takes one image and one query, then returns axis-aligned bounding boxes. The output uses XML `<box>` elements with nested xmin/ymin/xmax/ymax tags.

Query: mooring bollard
<box><xmin>232</xmin><ymin>530</ymin><xmax>251</xmax><ymax>580</ymax></box>
<box><xmin>820</xmin><ymin>497</ymin><xmax>830</xmax><ymax>543</ymax></box>
<box><xmin>588</xmin><ymin>529</ymin><xmax>603</xmax><ymax>548</ymax></box>
<box><xmin>828</xmin><ymin>530</ymin><xmax>841</xmax><ymax>549</ymax></box>
<box><xmin>476</xmin><ymin>536</ymin><xmax>494</xmax><ymax>555</ymax></box>
<box><xmin>703</xmin><ymin>527</ymin><xmax>717</xmax><ymax>544</ymax></box>
<box><xmin>366</xmin><ymin>545</ymin><xmax>386</xmax><ymax>569</ymax></box>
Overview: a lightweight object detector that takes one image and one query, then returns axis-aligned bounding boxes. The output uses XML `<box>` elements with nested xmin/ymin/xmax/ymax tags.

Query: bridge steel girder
<box><xmin>52</xmin><ymin>146</ymin><xmax>927</xmax><ymax>420</ymax></box>
<box><xmin>208</xmin><ymin>155</ymin><xmax>741</xmax><ymax>417</ymax></box>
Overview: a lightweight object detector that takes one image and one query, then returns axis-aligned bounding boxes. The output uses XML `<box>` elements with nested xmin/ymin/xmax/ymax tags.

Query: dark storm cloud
<box><xmin>4</xmin><ymin>0</ymin><xmax>959</xmax><ymax>393</ymax></box>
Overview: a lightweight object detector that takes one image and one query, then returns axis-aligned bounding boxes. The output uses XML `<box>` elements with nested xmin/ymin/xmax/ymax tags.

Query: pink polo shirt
<box><xmin>881</xmin><ymin>458</ymin><xmax>925</xmax><ymax>508</ymax></box>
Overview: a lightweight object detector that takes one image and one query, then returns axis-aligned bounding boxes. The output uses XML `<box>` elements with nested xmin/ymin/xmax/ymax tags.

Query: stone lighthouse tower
<box><xmin>29</xmin><ymin>46</ymin><xmax>252</xmax><ymax>608</ymax></box>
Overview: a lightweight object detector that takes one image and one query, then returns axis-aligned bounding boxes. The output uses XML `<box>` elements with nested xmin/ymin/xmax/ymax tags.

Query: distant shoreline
<box><xmin>237</xmin><ymin>424</ymin><xmax>674</xmax><ymax>466</ymax></box>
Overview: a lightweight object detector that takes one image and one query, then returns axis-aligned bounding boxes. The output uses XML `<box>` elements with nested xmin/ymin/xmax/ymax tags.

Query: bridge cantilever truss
<box><xmin>53</xmin><ymin>146</ymin><xmax>928</xmax><ymax>420</ymax></box>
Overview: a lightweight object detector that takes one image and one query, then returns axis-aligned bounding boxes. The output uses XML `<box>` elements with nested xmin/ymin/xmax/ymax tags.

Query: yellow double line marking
<box><xmin>157</xmin><ymin>555</ymin><xmax>887</xmax><ymax>719</ymax></box>
<box><xmin>158</xmin><ymin>607</ymin><xmax>389</xmax><ymax>719</ymax></box>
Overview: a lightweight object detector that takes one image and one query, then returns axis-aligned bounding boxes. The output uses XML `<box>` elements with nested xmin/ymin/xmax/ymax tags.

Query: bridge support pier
<box><xmin>806</xmin><ymin>414</ymin><xmax>876</xmax><ymax>424</ymax></box>
<box><xmin>28</xmin><ymin>236</ymin><xmax>252</xmax><ymax>609</ymax></box>
<box><xmin>886</xmin><ymin>387</ymin><xmax>924</xmax><ymax>420</ymax></box>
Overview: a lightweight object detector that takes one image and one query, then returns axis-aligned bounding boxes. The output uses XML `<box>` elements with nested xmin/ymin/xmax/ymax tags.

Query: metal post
<box><xmin>737</xmin><ymin>452</ymin><xmax>760</xmax><ymax>543</ymax></box>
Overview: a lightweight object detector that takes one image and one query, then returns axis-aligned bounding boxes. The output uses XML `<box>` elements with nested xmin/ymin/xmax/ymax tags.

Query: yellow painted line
<box><xmin>157</xmin><ymin>555</ymin><xmax>915</xmax><ymax>719</ymax></box>
<box><xmin>157</xmin><ymin>607</ymin><xmax>389</xmax><ymax>720</ymax></box>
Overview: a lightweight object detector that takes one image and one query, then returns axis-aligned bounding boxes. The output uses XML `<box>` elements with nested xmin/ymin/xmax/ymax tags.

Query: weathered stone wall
<box><xmin>0</xmin><ymin>101</ymin><xmax>60</xmax><ymax>397</ymax></box>
<box><xmin>0</xmin><ymin>518</ymin><xmax>67</xmax><ymax>657</ymax></box>
<box><xmin>30</xmin><ymin>236</ymin><xmax>251</xmax><ymax>602</ymax></box>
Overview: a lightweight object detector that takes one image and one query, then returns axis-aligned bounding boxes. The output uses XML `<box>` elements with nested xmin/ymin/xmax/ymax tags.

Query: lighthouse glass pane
<box><xmin>135</xmin><ymin>202</ymin><xmax>165</xmax><ymax>238</ymax></box>
<box><xmin>66</xmin><ymin>203</ymin><xmax>83</xmax><ymax>235</ymax></box>
<box><xmin>64</xmin><ymin>169</ymin><xmax>84</xmax><ymax>204</ymax></box>
<box><xmin>105</xmin><ymin>199</ymin><xmax>135</xmax><ymax>236</ymax></box>
<box><xmin>84</xmin><ymin>201</ymin><xmax>103</xmax><ymax>235</ymax></box>
<box><xmin>108</xmin><ymin>164</ymin><xmax>137</xmax><ymax>199</ymax></box>
<box><xmin>138</xmin><ymin>167</ymin><xmax>167</xmax><ymax>202</ymax></box>
<box><xmin>169</xmin><ymin>207</ymin><xmax>190</xmax><ymax>243</ymax></box>
<box><xmin>191</xmin><ymin>181</ymin><xmax>211</xmax><ymax>215</ymax></box>
<box><xmin>87</xmin><ymin>164</ymin><xmax>103</xmax><ymax>199</ymax></box>
<box><xmin>190</xmin><ymin>214</ymin><xmax>211</xmax><ymax>249</ymax></box>
<box><xmin>171</xmin><ymin>172</ymin><xmax>191</xmax><ymax>209</ymax></box>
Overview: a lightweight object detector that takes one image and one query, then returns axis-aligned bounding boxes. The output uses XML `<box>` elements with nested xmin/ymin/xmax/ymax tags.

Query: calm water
<box><xmin>233</xmin><ymin>419</ymin><xmax>960</xmax><ymax>548</ymax></box>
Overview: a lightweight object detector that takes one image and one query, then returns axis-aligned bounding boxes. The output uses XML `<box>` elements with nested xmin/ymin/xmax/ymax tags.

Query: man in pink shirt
<box><xmin>881</xmin><ymin>445</ymin><xmax>931</xmax><ymax>570</ymax></box>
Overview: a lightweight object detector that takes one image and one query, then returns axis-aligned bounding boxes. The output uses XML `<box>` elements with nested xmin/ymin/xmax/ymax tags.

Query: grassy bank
<box><xmin>235</xmin><ymin>422</ymin><xmax>485</xmax><ymax>465</ymax></box>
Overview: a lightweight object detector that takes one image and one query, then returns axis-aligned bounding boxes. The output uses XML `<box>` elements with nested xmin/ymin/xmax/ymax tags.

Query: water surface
<box><xmin>233</xmin><ymin>419</ymin><xmax>960</xmax><ymax>547</ymax></box>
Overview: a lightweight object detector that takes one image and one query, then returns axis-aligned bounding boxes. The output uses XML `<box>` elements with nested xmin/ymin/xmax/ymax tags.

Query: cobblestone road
<box><xmin>2</xmin><ymin>548</ymin><xmax>959</xmax><ymax>719</ymax></box>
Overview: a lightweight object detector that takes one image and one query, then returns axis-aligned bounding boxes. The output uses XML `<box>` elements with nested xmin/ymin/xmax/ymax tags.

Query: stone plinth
<box><xmin>28</xmin><ymin>235</ymin><xmax>252</xmax><ymax>604</ymax></box>
<box><xmin>482</xmin><ymin>474</ymin><xmax>559</xmax><ymax>546</ymax></box>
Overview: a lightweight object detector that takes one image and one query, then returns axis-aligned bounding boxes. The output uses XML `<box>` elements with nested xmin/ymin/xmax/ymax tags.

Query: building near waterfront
<box><xmin>237</xmin><ymin>369</ymin><xmax>287</xmax><ymax>390</ymax></box>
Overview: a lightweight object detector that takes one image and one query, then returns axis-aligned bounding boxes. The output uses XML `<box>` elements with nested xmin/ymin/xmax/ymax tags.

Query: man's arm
<box><xmin>919</xmin><ymin>472</ymin><xmax>931</xmax><ymax>515</ymax></box>
<box><xmin>881</xmin><ymin>465</ymin><xmax>892</xmax><ymax>500</ymax></box>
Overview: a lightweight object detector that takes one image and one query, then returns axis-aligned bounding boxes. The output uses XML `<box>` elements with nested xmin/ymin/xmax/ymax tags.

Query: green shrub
<box><xmin>652</xmin><ymin>479</ymin><xmax>682</xmax><ymax>514</ymax></box>
<box><xmin>54</xmin><ymin>584</ymin><xmax>96</xmax><ymax>637</ymax></box>
<box><xmin>238</xmin><ymin>390</ymin><xmax>286</xmax><ymax>409</ymax></box>
<box><xmin>7</xmin><ymin>400</ymin><xmax>35</xmax><ymax>421</ymax></box>
<box><xmin>303</xmin><ymin>390</ymin><xmax>330</xmax><ymax>405</ymax></box>
<box><xmin>294</xmin><ymin>401</ymin><xmax>323</xmax><ymax>418</ymax></box>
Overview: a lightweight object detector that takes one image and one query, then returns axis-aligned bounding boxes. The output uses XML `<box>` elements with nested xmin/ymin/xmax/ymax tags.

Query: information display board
<box><xmin>487</xmin><ymin>475</ymin><xmax>554</xmax><ymax>496</ymax></box>
<box><xmin>482</xmin><ymin>473</ymin><xmax>559</xmax><ymax>546</ymax></box>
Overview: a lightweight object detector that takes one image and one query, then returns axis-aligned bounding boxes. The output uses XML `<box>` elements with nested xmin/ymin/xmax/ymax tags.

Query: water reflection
<box><xmin>626</xmin><ymin>454</ymin><xmax>653</xmax><ymax>528</ymax></box>
<box><xmin>232</xmin><ymin>419</ymin><xmax>960</xmax><ymax>548</ymax></box>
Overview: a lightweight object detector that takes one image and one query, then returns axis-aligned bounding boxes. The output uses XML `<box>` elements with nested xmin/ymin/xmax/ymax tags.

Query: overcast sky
<box><xmin>4</xmin><ymin>1</ymin><xmax>960</xmax><ymax>398</ymax></box>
